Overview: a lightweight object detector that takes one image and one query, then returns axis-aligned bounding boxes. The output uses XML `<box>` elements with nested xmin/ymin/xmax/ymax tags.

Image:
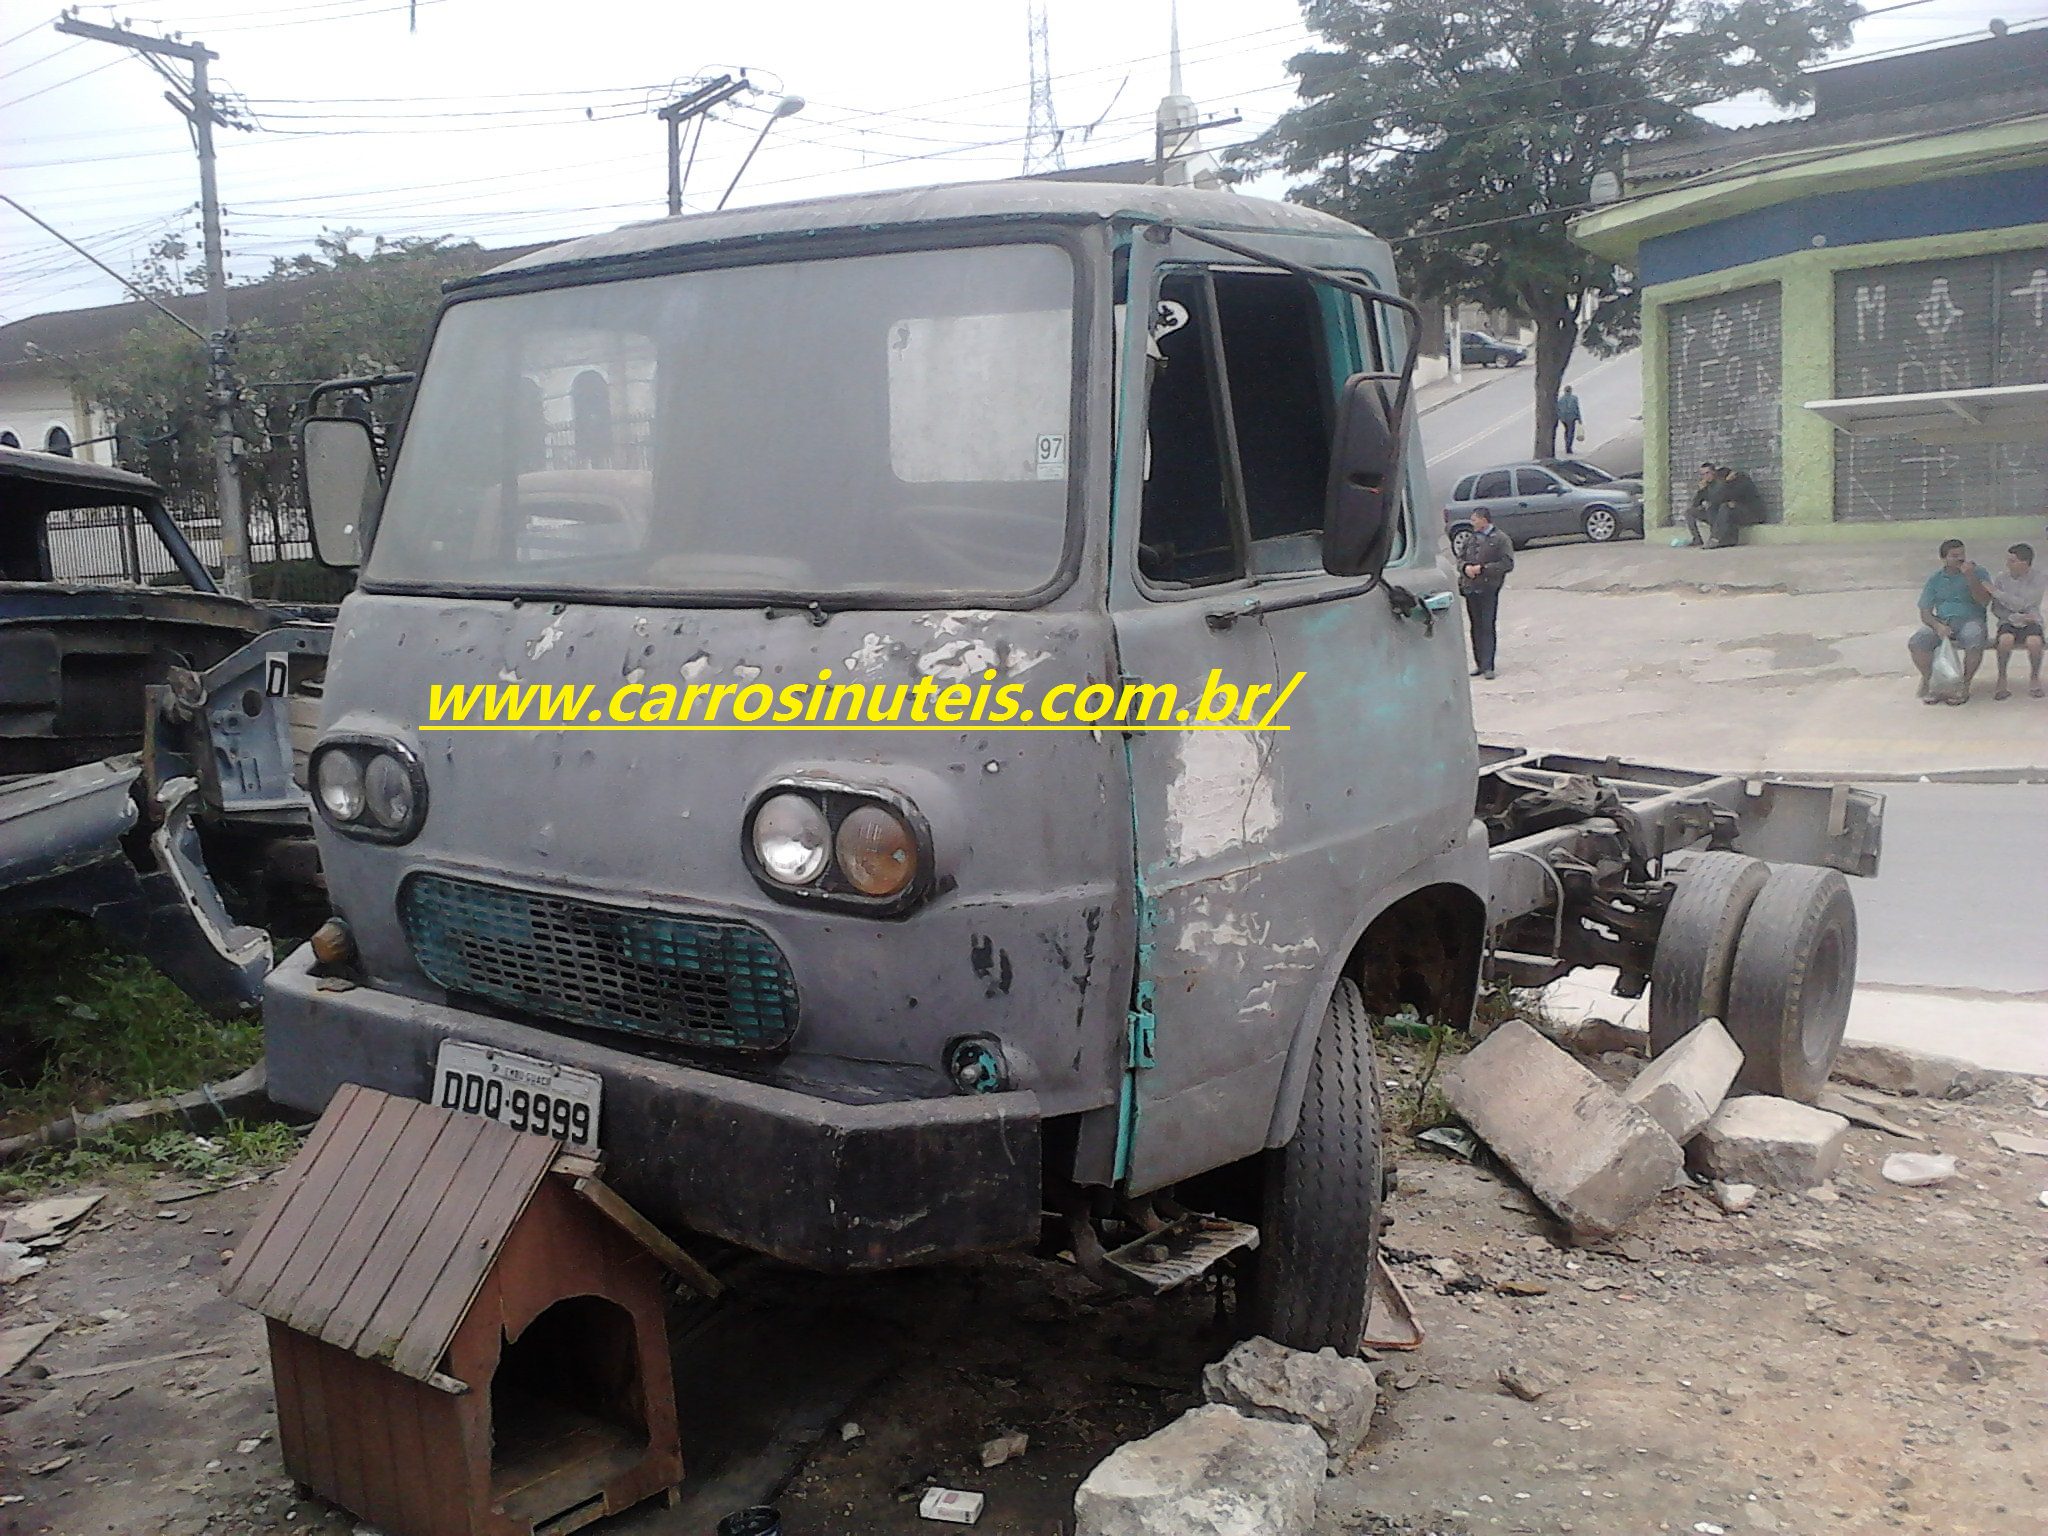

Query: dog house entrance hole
<box><xmin>490</xmin><ymin>1295</ymin><xmax>650</xmax><ymax>1522</ymax></box>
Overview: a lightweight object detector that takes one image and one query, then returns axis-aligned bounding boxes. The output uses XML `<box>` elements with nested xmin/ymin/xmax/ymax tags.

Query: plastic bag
<box><xmin>1929</xmin><ymin>637</ymin><xmax>1965</xmax><ymax>697</ymax></box>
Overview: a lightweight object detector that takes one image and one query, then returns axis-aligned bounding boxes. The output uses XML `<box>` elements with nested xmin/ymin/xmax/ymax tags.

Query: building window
<box><xmin>44</xmin><ymin>425</ymin><xmax>74</xmax><ymax>457</ymax></box>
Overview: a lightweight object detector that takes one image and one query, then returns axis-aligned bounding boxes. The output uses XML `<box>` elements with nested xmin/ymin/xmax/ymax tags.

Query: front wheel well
<box><xmin>1342</xmin><ymin>882</ymin><xmax>1488</xmax><ymax>1034</ymax></box>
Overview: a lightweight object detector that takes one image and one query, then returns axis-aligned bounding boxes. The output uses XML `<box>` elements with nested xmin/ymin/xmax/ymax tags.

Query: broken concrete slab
<box><xmin>1201</xmin><ymin>1337</ymin><xmax>1377</xmax><ymax>1473</ymax></box>
<box><xmin>0</xmin><ymin>1320</ymin><xmax>60</xmax><ymax>1378</ymax></box>
<box><xmin>1444</xmin><ymin>1020</ymin><xmax>1683</xmax><ymax>1242</ymax></box>
<box><xmin>1817</xmin><ymin>1089</ymin><xmax>1927</xmax><ymax>1142</ymax></box>
<box><xmin>1832</xmin><ymin>1043</ymin><xmax>2001</xmax><ymax>1100</ymax></box>
<box><xmin>1537</xmin><ymin>1016</ymin><xmax>1648</xmax><ymax>1059</ymax></box>
<box><xmin>1689</xmin><ymin>1097</ymin><xmax>1849</xmax><ymax>1191</ymax></box>
<box><xmin>1624</xmin><ymin>1019</ymin><xmax>1743</xmax><ymax>1143</ymax></box>
<box><xmin>0</xmin><ymin>1193</ymin><xmax>104</xmax><ymax>1245</ymax></box>
<box><xmin>1881</xmin><ymin>1152</ymin><xmax>1958</xmax><ymax>1187</ymax></box>
<box><xmin>1073</xmin><ymin>1404</ymin><xmax>1324</xmax><ymax>1536</ymax></box>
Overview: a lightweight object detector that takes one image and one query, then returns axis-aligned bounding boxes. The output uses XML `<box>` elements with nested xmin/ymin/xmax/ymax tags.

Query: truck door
<box><xmin>1108</xmin><ymin>237</ymin><xmax>1473</xmax><ymax>1194</ymax></box>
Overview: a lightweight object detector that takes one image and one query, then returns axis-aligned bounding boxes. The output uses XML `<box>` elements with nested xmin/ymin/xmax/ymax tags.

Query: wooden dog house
<box><xmin>222</xmin><ymin>1084</ymin><xmax>713</xmax><ymax>1536</ymax></box>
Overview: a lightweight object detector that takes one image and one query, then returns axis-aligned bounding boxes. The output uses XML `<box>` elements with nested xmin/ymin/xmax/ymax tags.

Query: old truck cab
<box><xmin>274</xmin><ymin>183</ymin><xmax>1486</xmax><ymax>1352</ymax></box>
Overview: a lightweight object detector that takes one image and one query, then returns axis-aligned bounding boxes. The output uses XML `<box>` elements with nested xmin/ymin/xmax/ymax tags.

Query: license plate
<box><xmin>431</xmin><ymin>1040</ymin><xmax>602</xmax><ymax>1150</ymax></box>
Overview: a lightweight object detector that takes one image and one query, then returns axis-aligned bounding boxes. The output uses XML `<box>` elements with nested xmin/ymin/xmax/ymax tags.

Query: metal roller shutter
<box><xmin>1664</xmin><ymin>285</ymin><xmax>1782</xmax><ymax>529</ymax></box>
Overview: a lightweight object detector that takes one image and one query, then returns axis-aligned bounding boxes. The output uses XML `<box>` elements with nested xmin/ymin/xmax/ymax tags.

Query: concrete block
<box><xmin>1443</xmin><ymin>1019</ymin><xmax>1684</xmax><ymax>1242</ymax></box>
<box><xmin>1073</xmin><ymin>1404</ymin><xmax>1324</xmax><ymax>1536</ymax></box>
<box><xmin>1689</xmin><ymin>1096</ymin><xmax>1849</xmax><ymax>1190</ymax></box>
<box><xmin>1201</xmin><ymin>1337</ymin><xmax>1377</xmax><ymax>1472</ymax></box>
<box><xmin>1832</xmin><ymin>1042</ymin><xmax>2000</xmax><ymax>1100</ymax></box>
<box><xmin>1624</xmin><ymin>1019</ymin><xmax>1743</xmax><ymax>1143</ymax></box>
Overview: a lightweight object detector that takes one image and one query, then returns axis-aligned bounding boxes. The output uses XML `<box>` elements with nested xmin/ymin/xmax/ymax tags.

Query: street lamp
<box><xmin>718</xmin><ymin>95</ymin><xmax>805</xmax><ymax>211</ymax></box>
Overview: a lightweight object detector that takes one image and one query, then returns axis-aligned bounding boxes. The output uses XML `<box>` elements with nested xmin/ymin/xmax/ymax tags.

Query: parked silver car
<box><xmin>1444</xmin><ymin>458</ymin><xmax>1644</xmax><ymax>551</ymax></box>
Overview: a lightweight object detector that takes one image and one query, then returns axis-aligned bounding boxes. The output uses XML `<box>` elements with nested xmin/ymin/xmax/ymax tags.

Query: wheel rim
<box><xmin>1801</xmin><ymin>926</ymin><xmax>1850</xmax><ymax>1058</ymax></box>
<box><xmin>1586</xmin><ymin>507</ymin><xmax>1617</xmax><ymax>540</ymax></box>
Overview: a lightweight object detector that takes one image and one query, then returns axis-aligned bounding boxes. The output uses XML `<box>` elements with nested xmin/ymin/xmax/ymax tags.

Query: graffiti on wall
<box><xmin>1664</xmin><ymin>284</ymin><xmax>1782</xmax><ymax>529</ymax></box>
<box><xmin>1833</xmin><ymin>250</ymin><xmax>2048</xmax><ymax>523</ymax></box>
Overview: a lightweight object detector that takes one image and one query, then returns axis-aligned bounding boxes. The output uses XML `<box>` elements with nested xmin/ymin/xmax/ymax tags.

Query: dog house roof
<box><xmin>221</xmin><ymin>1084</ymin><xmax>568</xmax><ymax>1383</ymax></box>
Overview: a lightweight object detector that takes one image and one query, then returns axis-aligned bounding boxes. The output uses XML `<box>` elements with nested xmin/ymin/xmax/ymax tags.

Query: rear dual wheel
<box><xmin>1649</xmin><ymin>854</ymin><xmax>1858</xmax><ymax>1102</ymax></box>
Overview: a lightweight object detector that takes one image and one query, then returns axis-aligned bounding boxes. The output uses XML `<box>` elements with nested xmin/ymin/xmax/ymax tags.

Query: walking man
<box><xmin>1908</xmin><ymin>538</ymin><xmax>1991</xmax><ymax>704</ymax></box>
<box><xmin>1989</xmin><ymin>542</ymin><xmax>2046</xmax><ymax>700</ymax></box>
<box><xmin>1554</xmin><ymin>385</ymin><xmax>1583</xmax><ymax>454</ymax></box>
<box><xmin>1461</xmin><ymin>508</ymin><xmax>1515</xmax><ymax>681</ymax></box>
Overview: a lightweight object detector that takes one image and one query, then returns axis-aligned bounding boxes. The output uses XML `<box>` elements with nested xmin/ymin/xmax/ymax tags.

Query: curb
<box><xmin>1418</xmin><ymin>374</ymin><xmax>1503</xmax><ymax>417</ymax></box>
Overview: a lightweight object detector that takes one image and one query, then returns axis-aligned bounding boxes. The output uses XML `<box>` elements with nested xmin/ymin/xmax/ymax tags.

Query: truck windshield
<box><xmin>365</xmin><ymin>242</ymin><xmax>1077</xmax><ymax>602</ymax></box>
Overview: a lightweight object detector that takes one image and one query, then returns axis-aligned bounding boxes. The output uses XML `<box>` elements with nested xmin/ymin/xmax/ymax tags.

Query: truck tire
<box><xmin>1244</xmin><ymin>978</ymin><xmax>1382</xmax><ymax>1353</ymax></box>
<box><xmin>1723</xmin><ymin>865</ymin><xmax>1857</xmax><ymax>1102</ymax></box>
<box><xmin>1649</xmin><ymin>851</ymin><xmax>1769</xmax><ymax>1056</ymax></box>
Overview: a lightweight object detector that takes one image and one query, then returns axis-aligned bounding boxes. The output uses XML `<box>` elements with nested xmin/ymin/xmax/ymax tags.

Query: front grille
<box><xmin>398</xmin><ymin>873</ymin><xmax>798</xmax><ymax>1052</ymax></box>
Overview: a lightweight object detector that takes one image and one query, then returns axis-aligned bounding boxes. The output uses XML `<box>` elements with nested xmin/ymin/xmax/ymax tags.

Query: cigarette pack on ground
<box><xmin>918</xmin><ymin>1487</ymin><xmax>986</xmax><ymax>1524</ymax></box>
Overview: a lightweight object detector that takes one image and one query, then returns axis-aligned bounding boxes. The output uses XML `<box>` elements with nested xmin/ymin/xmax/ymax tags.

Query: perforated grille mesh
<box><xmin>399</xmin><ymin>873</ymin><xmax>798</xmax><ymax>1051</ymax></box>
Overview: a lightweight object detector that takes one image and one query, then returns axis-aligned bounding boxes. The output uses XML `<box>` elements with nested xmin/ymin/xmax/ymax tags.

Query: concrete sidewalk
<box><xmin>1472</xmin><ymin>539</ymin><xmax>2048</xmax><ymax>780</ymax></box>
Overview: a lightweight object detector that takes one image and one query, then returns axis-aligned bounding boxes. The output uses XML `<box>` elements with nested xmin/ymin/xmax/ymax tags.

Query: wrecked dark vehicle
<box><xmin>269</xmin><ymin>184</ymin><xmax>1882</xmax><ymax>1354</ymax></box>
<box><xmin>0</xmin><ymin>446</ymin><xmax>327</xmax><ymax>1013</ymax></box>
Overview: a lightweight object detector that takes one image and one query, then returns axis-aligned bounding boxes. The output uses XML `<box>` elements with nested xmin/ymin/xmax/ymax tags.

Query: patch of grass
<box><xmin>0</xmin><ymin>1119</ymin><xmax>300</xmax><ymax>1198</ymax></box>
<box><xmin>0</xmin><ymin>915</ymin><xmax>261</xmax><ymax>1136</ymax></box>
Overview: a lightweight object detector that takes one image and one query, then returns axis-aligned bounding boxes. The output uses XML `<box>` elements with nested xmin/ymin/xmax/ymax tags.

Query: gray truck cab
<box><xmin>274</xmin><ymin>183</ymin><xmax>1488</xmax><ymax>1352</ymax></box>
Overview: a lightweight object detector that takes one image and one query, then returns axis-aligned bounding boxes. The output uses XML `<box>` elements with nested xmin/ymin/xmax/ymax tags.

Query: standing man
<box><xmin>1907</xmin><ymin>538</ymin><xmax>1991</xmax><ymax>704</ymax></box>
<box><xmin>1554</xmin><ymin>385</ymin><xmax>1583</xmax><ymax>454</ymax></box>
<box><xmin>1988</xmin><ymin>542</ymin><xmax>2046</xmax><ymax>700</ymax></box>
<box><xmin>1460</xmin><ymin>507</ymin><xmax>1515</xmax><ymax>681</ymax></box>
<box><xmin>1683</xmin><ymin>461</ymin><xmax>1717</xmax><ymax>547</ymax></box>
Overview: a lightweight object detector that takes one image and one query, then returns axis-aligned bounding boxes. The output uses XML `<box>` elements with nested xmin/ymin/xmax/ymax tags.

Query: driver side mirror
<box><xmin>1322</xmin><ymin>373</ymin><xmax>1404</xmax><ymax>577</ymax></box>
<box><xmin>300</xmin><ymin>416</ymin><xmax>379</xmax><ymax>569</ymax></box>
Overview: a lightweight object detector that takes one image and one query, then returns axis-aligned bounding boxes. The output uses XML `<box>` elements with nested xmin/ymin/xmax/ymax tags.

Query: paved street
<box><xmin>1424</xmin><ymin>345</ymin><xmax>1645</xmax><ymax>509</ymax></box>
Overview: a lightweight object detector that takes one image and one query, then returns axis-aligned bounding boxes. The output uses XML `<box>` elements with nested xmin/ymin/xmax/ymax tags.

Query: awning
<box><xmin>1804</xmin><ymin>382</ymin><xmax>2048</xmax><ymax>445</ymax></box>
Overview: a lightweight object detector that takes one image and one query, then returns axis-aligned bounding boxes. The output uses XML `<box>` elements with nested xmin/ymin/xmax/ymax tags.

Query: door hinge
<box><xmin>1126</xmin><ymin>1007</ymin><xmax>1156</xmax><ymax>1070</ymax></box>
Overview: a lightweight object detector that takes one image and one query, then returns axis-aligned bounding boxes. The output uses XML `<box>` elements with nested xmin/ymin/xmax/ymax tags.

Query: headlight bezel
<box><xmin>741</xmin><ymin>778</ymin><xmax>936</xmax><ymax>917</ymax></box>
<box><xmin>309</xmin><ymin>734</ymin><xmax>429</xmax><ymax>845</ymax></box>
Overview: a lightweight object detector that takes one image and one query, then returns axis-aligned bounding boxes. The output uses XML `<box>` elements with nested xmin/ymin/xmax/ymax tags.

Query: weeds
<box><xmin>0</xmin><ymin>1120</ymin><xmax>300</xmax><ymax>1199</ymax></box>
<box><xmin>0</xmin><ymin>915</ymin><xmax>260</xmax><ymax>1136</ymax></box>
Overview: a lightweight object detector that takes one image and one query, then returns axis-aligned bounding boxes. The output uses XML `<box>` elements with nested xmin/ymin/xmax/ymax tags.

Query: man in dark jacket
<box><xmin>1705</xmin><ymin>465</ymin><xmax>1762</xmax><ymax>548</ymax></box>
<box><xmin>1460</xmin><ymin>507</ymin><xmax>1515</xmax><ymax>680</ymax></box>
<box><xmin>1683</xmin><ymin>461</ymin><xmax>1716</xmax><ymax>546</ymax></box>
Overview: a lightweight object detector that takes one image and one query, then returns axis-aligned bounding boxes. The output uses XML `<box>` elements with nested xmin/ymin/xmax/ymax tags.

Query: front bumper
<box><xmin>263</xmin><ymin>945</ymin><xmax>1042</xmax><ymax>1271</ymax></box>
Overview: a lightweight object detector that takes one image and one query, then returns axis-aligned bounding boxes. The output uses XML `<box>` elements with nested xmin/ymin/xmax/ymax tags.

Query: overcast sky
<box><xmin>0</xmin><ymin>0</ymin><xmax>2028</xmax><ymax>324</ymax></box>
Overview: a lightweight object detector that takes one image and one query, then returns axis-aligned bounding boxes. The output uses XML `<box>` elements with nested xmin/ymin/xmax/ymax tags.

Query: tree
<box><xmin>1242</xmin><ymin>1</ymin><xmax>1860</xmax><ymax>456</ymax></box>
<box><xmin>70</xmin><ymin>229</ymin><xmax>489</xmax><ymax>544</ymax></box>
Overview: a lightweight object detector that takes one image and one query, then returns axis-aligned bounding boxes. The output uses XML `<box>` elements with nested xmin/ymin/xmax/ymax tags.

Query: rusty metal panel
<box><xmin>1833</xmin><ymin>249</ymin><xmax>2048</xmax><ymax>521</ymax></box>
<box><xmin>1664</xmin><ymin>284</ymin><xmax>1782</xmax><ymax>527</ymax></box>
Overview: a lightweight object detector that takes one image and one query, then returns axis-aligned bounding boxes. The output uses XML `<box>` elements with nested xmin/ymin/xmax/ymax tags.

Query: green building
<box><xmin>1571</xmin><ymin>28</ymin><xmax>2048</xmax><ymax>545</ymax></box>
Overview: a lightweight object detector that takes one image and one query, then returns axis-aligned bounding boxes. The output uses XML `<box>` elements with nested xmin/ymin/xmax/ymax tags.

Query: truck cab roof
<box><xmin>461</xmin><ymin>181</ymin><xmax>1377</xmax><ymax>291</ymax></box>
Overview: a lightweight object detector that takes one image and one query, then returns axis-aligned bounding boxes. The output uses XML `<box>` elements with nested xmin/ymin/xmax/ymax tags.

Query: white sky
<box><xmin>0</xmin><ymin>0</ymin><xmax>2029</xmax><ymax>323</ymax></box>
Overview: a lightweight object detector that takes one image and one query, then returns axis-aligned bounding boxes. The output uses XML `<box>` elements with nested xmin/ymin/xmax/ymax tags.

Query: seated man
<box><xmin>1682</xmin><ymin>461</ymin><xmax>1716</xmax><ymax>547</ymax></box>
<box><xmin>1704</xmin><ymin>465</ymin><xmax>1761</xmax><ymax>548</ymax></box>
<box><xmin>1989</xmin><ymin>541</ymin><xmax>2046</xmax><ymax>700</ymax></box>
<box><xmin>1908</xmin><ymin>538</ymin><xmax>1991</xmax><ymax>704</ymax></box>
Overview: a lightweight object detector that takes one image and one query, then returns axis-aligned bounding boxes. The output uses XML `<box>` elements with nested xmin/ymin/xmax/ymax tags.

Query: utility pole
<box><xmin>656</xmin><ymin>75</ymin><xmax>747</xmax><ymax>216</ymax></box>
<box><xmin>56</xmin><ymin>15</ymin><xmax>254</xmax><ymax>597</ymax></box>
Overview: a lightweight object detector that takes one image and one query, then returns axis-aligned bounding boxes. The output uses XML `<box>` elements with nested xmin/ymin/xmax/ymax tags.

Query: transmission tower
<box><xmin>1023</xmin><ymin>1</ymin><xmax>1065</xmax><ymax>175</ymax></box>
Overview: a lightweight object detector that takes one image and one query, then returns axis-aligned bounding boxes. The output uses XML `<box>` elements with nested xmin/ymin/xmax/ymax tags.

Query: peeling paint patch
<box><xmin>1004</xmin><ymin>646</ymin><xmax>1055</xmax><ymax>676</ymax></box>
<box><xmin>624</xmin><ymin>666</ymin><xmax>646</xmax><ymax>685</ymax></box>
<box><xmin>680</xmin><ymin>651</ymin><xmax>712</xmax><ymax>682</ymax></box>
<box><xmin>919</xmin><ymin>638</ymin><xmax>998</xmax><ymax>682</ymax></box>
<box><xmin>497</xmin><ymin>669</ymin><xmax>520</xmax><ymax>683</ymax></box>
<box><xmin>733</xmin><ymin>663</ymin><xmax>762</xmax><ymax>681</ymax></box>
<box><xmin>844</xmin><ymin>633</ymin><xmax>893</xmax><ymax>672</ymax></box>
<box><xmin>1166</xmin><ymin>730</ymin><xmax>1278</xmax><ymax>863</ymax></box>
<box><xmin>526</xmin><ymin>617</ymin><xmax>566</xmax><ymax>660</ymax></box>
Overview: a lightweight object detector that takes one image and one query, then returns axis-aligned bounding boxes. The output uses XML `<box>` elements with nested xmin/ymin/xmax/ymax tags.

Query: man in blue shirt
<box><xmin>1908</xmin><ymin>538</ymin><xmax>1992</xmax><ymax>704</ymax></box>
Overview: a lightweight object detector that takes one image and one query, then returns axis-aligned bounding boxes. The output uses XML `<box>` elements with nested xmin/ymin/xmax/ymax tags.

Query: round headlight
<box><xmin>835</xmin><ymin>803</ymin><xmax>917</xmax><ymax>897</ymax></box>
<box><xmin>752</xmin><ymin>793</ymin><xmax>830</xmax><ymax>886</ymax></box>
<box><xmin>363</xmin><ymin>752</ymin><xmax>415</xmax><ymax>831</ymax></box>
<box><xmin>315</xmin><ymin>750</ymin><xmax>365</xmax><ymax>823</ymax></box>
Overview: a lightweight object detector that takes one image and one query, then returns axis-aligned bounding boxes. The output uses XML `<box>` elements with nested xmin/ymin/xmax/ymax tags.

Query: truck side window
<box><xmin>1136</xmin><ymin>267</ymin><xmax>1348</xmax><ymax>589</ymax></box>
<box><xmin>39</xmin><ymin>503</ymin><xmax>193</xmax><ymax>587</ymax></box>
<box><xmin>1137</xmin><ymin>274</ymin><xmax>1239</xmax><ymax>587</ymax></box>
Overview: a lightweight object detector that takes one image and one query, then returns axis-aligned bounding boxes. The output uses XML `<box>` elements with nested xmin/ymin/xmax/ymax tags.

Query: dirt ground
<box><xmin>4</xmin><ymin>1055</ymin><xmax>2045</xmax><ymax>1536</ymax></box>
